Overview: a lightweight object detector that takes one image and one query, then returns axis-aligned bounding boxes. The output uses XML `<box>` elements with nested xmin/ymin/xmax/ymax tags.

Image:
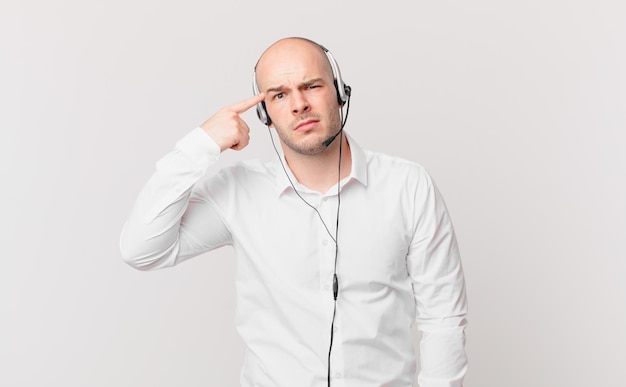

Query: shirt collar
<box><xmin>273</xmin><ymin>133</ymin><xmax>368</xmax><ymax>196</ymax></box>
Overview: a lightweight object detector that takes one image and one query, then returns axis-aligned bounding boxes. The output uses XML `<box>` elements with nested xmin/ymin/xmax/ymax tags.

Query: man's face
<box><xmin>256</xmin><ymin>41</ymin><xmax>342</xmax><ymax>156</ymax></box>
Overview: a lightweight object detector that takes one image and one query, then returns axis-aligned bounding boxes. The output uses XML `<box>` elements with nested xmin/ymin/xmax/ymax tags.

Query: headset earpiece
<box><xmin>341</xmin><ymin>84</ymin><xmax>352</xmax><ymax>106</ymax></box>
<box><xmin>252</xmin><ymin>72</ymin><xmax>271</xmax><ymax>125</ymax></box>
<box><xmin>256</xmin><ymin>101</ymin><xmax>270</xmax><ymax>126</ymax></box>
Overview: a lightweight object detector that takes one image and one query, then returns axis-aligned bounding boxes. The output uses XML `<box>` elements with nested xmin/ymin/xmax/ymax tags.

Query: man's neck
<box><xmin>283</xmin><ymin>136</ymin><xmax>352</xmax><ymax>194</ymax></box>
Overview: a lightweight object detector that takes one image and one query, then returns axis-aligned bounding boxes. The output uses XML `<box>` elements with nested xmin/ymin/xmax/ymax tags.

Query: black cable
<box><xmin>265</xmin><ymin>97</ymin><xmax>351</xmax><ymax>244</ymax></box>
<box><xmin>326</xmin><ymin>95</ymin><xmax>350</xmax><ymax>386</ymax></box>
<box><xmin>266</xmin><ymin>128</ymin><xmax>338</xmax><ymax>243</ymax></box>
<box><xmin>265</xmin><ymin>97</ymin><xmax>350</xmax><ymax>387</ymax></box>
<box><xmin>327</xmin><ymin>127</ymin><xmax>343</xmax><ymax>387</ymax></box>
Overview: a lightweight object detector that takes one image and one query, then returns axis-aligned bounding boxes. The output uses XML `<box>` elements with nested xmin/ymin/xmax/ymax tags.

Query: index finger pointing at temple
<box><xmin>230</xmin><ymin>93</ymin><xmax>266</xmax><ymax>114</ymax></box>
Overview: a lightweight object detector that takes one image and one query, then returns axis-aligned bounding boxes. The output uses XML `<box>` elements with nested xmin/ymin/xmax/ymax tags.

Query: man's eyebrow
<box><xmin>302</xmin><ymin>77</ymin><xmax>324</xmax><ymax>86</ymax></box>
<box><xmin>265</xmin><ymin>85</ymin><xmax>285</xmax><ymax>94</ymax></box>
<box><xmin>265</xmin><ymin>78</ymin><xmax>326</xmax><ymax>93</ymax></box>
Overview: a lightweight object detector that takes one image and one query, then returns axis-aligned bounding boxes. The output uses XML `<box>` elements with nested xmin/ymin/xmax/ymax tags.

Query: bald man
<box><xmin>121</xmin><ymin>37</ymin><xmax>468</xmax><ymax>387</ymax></box>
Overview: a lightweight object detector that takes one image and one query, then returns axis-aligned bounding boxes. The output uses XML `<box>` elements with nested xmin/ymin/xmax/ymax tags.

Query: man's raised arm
<box><xmin>119</xmin><ymin>94</ymin><xmax>264</xmax><ymax>270</ymax></box>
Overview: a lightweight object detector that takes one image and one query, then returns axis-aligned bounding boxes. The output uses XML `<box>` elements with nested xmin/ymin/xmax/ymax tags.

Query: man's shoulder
<box><xmin>226</xmin><ymin>158</ymin><xmax>274</xmax><ymax>175</ymax></box>
<box><xmin>198</xmin><ymin>158</ymin><xmax>277</xmax><ymax>188</ymax></box>
<box><xmin>362</xmin><ymin>147</ymin><xmax>428</xmax><ymax>177</ymax></box>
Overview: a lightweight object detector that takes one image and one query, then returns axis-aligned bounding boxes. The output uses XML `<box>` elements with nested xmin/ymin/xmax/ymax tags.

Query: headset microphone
<box><xmin>323</xmin><ymin>129</ymin><xmax>343</xmax><ymax>148</ymax></box>
<box><xmin>322</xmin><ymin>85</ymin><xmax>351</xmax><ymax>148</ymax></box>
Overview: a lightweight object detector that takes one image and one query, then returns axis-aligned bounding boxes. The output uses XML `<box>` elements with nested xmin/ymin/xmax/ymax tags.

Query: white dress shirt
<box><xmin>120</xmin><ymin>127</ymin><xmax>468</xmax><ymax>387</ymax></box>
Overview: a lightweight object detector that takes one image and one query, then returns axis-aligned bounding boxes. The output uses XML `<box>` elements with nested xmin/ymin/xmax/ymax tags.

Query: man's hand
<box><xmin>200</xmin><ymin>93</ymin><xmax>265</xmax><ymax>152</ymax></box>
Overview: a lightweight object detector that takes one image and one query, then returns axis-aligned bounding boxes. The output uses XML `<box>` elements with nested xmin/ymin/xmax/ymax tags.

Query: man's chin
<box><xmin>281</xmin><ymin>135</ymin><xmax>329</xmax><ymax>156</ymax></box>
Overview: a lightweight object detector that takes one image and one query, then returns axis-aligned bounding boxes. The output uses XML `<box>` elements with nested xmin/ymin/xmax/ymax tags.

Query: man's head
<box><xmin>254</xmin><ymin>38</ymin><xmax>347</xmax><ymax>156</ymax></box>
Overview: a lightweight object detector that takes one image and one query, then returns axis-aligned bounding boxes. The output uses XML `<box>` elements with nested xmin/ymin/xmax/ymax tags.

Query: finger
<box><xmin>231</xmin><ymin>127</ymin><xmax>250</xmax><ymax>150</ymax></box>
<box><xmin>231</xmin><ymin>132</ymin><xmax>250</xmax><ymax>151</ymax></box>
<box><xmin>236</xmin><ymin>116</ymin><xmax>251</xmax><ymax>135</ymax></box>
<box><xmin>230</xmin><ymin>93</ymin><xmax>265</xmax><ymax>114</ymax></box>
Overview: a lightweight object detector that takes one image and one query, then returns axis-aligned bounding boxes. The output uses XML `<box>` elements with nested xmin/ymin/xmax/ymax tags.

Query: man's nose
<box><xmin>291</xmin><ymin>91</ymin><xmax>310</xmax><ymax>115</ymax></box>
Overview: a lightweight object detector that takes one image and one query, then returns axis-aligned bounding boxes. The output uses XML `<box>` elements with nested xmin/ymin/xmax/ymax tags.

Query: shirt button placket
<box><xmin>318</xmin><ymin>195</ymin><xmax>336</xmax><ymax>293</ymax></box>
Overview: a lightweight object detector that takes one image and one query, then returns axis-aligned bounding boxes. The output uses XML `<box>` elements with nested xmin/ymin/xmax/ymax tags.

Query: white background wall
<box><xmin>1</xmin><ymin>1</ymin><xmax>624</xmax><ymax>386</ymax></box>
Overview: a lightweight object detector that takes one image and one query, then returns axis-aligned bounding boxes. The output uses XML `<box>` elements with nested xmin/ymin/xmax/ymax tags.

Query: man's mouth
<box><xmin>294</xmin><ymin>119</ymin><xmax>319</xmax><ymax>132</ymax></box>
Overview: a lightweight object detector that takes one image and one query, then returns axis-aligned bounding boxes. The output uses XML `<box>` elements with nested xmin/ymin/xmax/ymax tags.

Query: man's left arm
<box><xmin>406</xmin><ymin>170</ymin><xmax>468</xmax><ymax>387</ymax></box>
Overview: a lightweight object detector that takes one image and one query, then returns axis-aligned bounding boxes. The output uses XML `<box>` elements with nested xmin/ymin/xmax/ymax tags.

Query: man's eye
<box><xmin>274</xmin><ymin>93</ymin><xmax>284</xmax><ymax>100</ymax></box>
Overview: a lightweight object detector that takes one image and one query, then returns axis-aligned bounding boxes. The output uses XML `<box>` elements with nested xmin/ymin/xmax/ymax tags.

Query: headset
<box><xmin>252</xmin><ymin>41</ymin><xmax>351</xmax><ymax>126</ymax></box>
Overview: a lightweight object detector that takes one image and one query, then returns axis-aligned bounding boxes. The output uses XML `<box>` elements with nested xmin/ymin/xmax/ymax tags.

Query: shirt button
<box><xmin>322</xmin><ymin>239</ymin><xmax>328</xmax><ymax>246</ymax></box>
<box><xmin>323</xmin><ymin>284</ymin><xmax>330</xmax><ymax>291</ymax></box>
<box><xmin>333</xmin><ymin>372</ymin><xmax>342</xmax><ymax>379</ymax></box>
